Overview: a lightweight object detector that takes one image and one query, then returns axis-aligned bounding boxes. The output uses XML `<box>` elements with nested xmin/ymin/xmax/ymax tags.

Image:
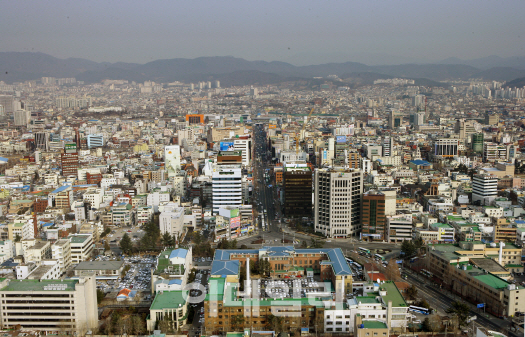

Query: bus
<box><xmin>358</xmin><ymin>247</ymin><xmax>371</xmax><ymax>255</ymax></box>
<box><xmin>421</xmin><ymin>269</ymin><xmax>433</xmax><ymax>278</ymax></box>
<box><xmin>374</xmin><ymin>254</ymin><xmax>385</xmax><ymax>261</ymax></box>
<box><xmin>409</xmin><ymin>306</ymin><xmax>430</xmax><ymax>315</ymax></box>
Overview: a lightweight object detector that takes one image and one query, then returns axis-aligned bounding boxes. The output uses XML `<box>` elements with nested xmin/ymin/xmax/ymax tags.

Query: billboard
<box><xmin>65</xmin><ymin>143</ymin><xmax>77</xmax><ymax>153</ymax></box>
<box><xmin>323</xmin><ymin>150</ymin><xmax>327</xmax><ymax>160</ymax></box>
<box><xmin>220</xmin><ymin>142</ymin><xmax>235</xmax><ymax>151</ymax></box>
<box><xmin>336</xmin><ymin>136</ymin><xmax>346</xmax><ymax>143</ymax></box>
<box><xmin>268</xmin><ymin>124</ymin><xmax>277</xmax><ymax>129</ymax></box>
<box><xmin>230</xmin><ymin>216</ymin><xmax>241</xmax><ymax>229</ymax></box>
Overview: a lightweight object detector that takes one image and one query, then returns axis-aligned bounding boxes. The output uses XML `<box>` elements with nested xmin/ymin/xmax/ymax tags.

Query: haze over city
<box><xmin>2</xmin><ymin>0</ymin><xmax>525</xmax><ymax>65</ymax></box>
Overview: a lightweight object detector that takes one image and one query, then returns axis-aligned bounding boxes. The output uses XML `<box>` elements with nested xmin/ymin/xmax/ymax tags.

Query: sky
<box><xmin>1</xmin><ymin>0</ymin><xmax>524</xmax><ymax>65</ymax></box>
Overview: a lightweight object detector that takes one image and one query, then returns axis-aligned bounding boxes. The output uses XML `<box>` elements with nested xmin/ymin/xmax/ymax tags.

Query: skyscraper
<box><xmin>212</xmin><ymin>164</ymin><xmax>242</xmax><ymax>214</ymax></box>
<box><xmin>471</xmin><ymin>133</ymin><xmax>484</xmax><ymax>153</ymax></box>
<box><xmin>61</xmin><ymin>152</ymin><xmax>79</xmax><ymax>177</ymax></box>
<box><xmin>454</xmin><ymin>119</ymin><xmax>477</xmax><ymax>140</ymax></box>
<box><xmin>282</xmin><ymin>163</ymin><xmax>312</xmax><ymax>218</ymax></box>
<box><xmin>314</xmin><ymin>168</ymin><xmax>363</xmax><ymax>238</ymax></box>
<box><xmin>13</xmin><ymin>109</ymin><xmax>30</xmax><ymax>126</ymax></box>
<box><xmin>0</xmin><ymin>95</ymin><xmax>14</xmax><ymax>116</ymax></box>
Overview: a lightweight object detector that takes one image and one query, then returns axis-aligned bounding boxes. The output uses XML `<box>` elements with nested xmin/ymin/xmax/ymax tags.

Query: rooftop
<box><xmin>379</xmin><ymin>281</ymin><xmax>407</xmax><ymax>307</ymax></box>
<box><xmin>75</xmin><ymin>260</ymin><xmax>124</xmax><ymax>270</ymax></box>
<box><xmin>150</xmin><ymin>290</ymin><xmax>188</xmax><ymax>310</ymax></box>
<box><xmin>0</xmin><ymin>279</ymin><xmax>78</xmax><ymax>292</ymax></box>
<box><xmin>362</xmin><ymin>320</ymin><xmax>388</xmax><ymax>329</ymax></box>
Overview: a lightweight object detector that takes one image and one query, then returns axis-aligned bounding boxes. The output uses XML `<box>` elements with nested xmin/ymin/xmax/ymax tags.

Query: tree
<box><xmin>266</xmin><ymin>314</ymin><xmax>284</xmax><ymax>333</ymax></box>
<box><xmin>445</xmin><ymin>301</ymin><xmax>470</xmax><ymax>327</ymax></box>
<box><xmin>188</xmin><ymin>268</ymin><xmax>197</xmax><ymax>283</ymax></box>
<box><xmin>385</xmin><ymin>258</ymin><xmax>401</xmax><ymax>281</ymax></box>
<box><xmin>14</xmin><ymin>234</ymin><xmax>21</xmax><ymax>243</ymax></box>
<box><xmin>119</xmin><ymin>233</ymin><xmax>133</xmax><ymax>255</ymax></box>
<box><xmin>422</xmin><ymin>317</ymin><xmax>432</xmax><ymax>332</ymax></box>
<box><xmin>104</xmin><ymin>241</ymin><xmax>111</xmax><ymax>252</ymax></box>
<box><xmin>240</xmin><ymin>244</ymin><xmax>248</xmax><ymax>249</ymax></box>
<box><xmin>97</xmin><ymin>289</ymin><xmax>105</xmax><ymax>304</ymax></box>
<box><xmin>405</xmin><ymin>285</ymin><xmax>418</xmax><ymax>301</ymax></box>
<box><xmin>130</xmin><ymin>315</ymin><xmax>145</xmax><ymax>335</ymax></box>
<box><xmin>161</xmin><ymin>232</ymin><xmax>174</xmax><ymax>248</ymax></box>
<box><xmin>301</xmin><ymin>240</ymin><xmax>308</xmax><ymax>248</ymax></box>
<box><xmin>401</xmin><ymin>240</ymin><xmax>416</xmax><ymax>257</ymax></box>
<box><xmin>230</xmin><ymin>314</ymin><xmax>245</xmax><ymax>331</ymax></box>
<box><xmin>429</xmin><ymin>315</ymin><xmax>442</xmax><ymax>336</ymax></box>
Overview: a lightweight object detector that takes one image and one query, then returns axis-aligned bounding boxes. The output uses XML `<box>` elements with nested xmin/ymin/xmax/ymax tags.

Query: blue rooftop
<box><xmin>169</xmin><ymin>248</ymin><xmax>188</xmax><ymax>260</ymax></box>
<box><xmin>410</xmin><ymin>160</ymin><xmax>431</xmax><ymax>166</ymax></box>
<box><xmin>168</xmin><ymin>279</ymin><xmax>183</xmax><ymax>285</ymax></box>
<box><xmin>211</xmin><ymin>260</ymin><xmax>240</xmax><ymax>276</ymax></box>
<box><xmin>51</xmin><ymin>185</ymin><xmax>71</xmax><ymax>194</ymax></box>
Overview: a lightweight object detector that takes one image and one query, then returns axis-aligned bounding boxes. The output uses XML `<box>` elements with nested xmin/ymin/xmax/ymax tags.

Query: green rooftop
<box><xmin>362</xmin><ymin>320</ymin><xmax>388</xmax><ymax>329</ymax></box>
<box><xmin>473</xmin><ymin>274</ymin><xmax>509</xmax><ymax>290</ymax></box>
<box><xmin>379</xmin><ymin>281</ymin><xmax>407</xmax><ymax>307</ymax></box>
<box><xmin>1</xmin><ymin>279</ymin><xmax>78</xmax><ymax>291</ymax></box>
<box><xmin>150</xmin><ymin>290</ymin><xmax>188</xmax><ymax>310</ymax></box>
<box><xmin>69</xmin><ymin>235</ymin><xmax>91</xmax><ymax>244</ymax></box>
<box><xmin>356</xmin><ymin>296</ymin><xmax>380</xmax><ymax>304</ymax></box>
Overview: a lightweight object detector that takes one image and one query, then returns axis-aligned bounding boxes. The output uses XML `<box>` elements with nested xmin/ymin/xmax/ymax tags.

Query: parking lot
<box><xmin>96</xmin><ymin>254</ymin><xmax>156</xmax><ymax>294</ymax></box>
<box><xmin>105</xmin><ymin>225</ymin><xmax>146</xmax><ymax>246</ymax></box>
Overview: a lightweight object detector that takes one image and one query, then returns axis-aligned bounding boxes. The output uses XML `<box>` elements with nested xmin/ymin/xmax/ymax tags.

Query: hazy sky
<box><xmin>2</xmin><ymin>0</ymin><xmax>524</xmax><ymax>65</ymax></box>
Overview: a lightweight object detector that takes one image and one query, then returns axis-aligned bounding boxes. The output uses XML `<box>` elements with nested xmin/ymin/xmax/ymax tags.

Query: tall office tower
<box><xmin>412</xmin><ymin>94</ymin><xmax>425</xmax><ymax>107</ymax></box>
<box><xmin>361</xmin><ymin>190</ymin><xmax>396</xmax><ymax>241</ymax></box>
<box><xmin>415</xmin><ymin>112</ymin><xmax>425</xmax><ymax>126</ymax></box>
<box><xmin>472</xmin><ymin>174</ymin><xmax>498</xmax><ymax>206</ymax></box>
<box><xmin>485</xmin><ymin>112</ymin><xmax>499</xmax><ymax>126</ymax></box>
<box><xmin>214</xmin><ymin>80</ymin><xmax>221</xmax><ymax>88</ymax></box>
<box><xmin>314</xmin><ymin>168</ymin><xmax>363</xmax><ymax>238</ymax></box>
<box><xmin>61</xmin><ymin>152</ymin><xmax>79</xmax><ymax>177</ymax></box>
<box><xmin>250</xmin><ymin>87</ymin><xmax>258</xmax><ymax>97</ymax></box>
<box><xmin>382</xmin><ymin>136</ymin><xmax>394</xmax><ymax>157</ymax></box>
<box><xmin>13</xmin><ymin>109</ymin><xmax>30</xmax><ymax>126</ymax></box>
<box><xmin>35</xmin><ymin>132</ymin><xmax>49</xmax><ymax>151</ymax></box>
<box><xmin>282</xmin><ymin>163</ymin><xmax>312</xmax><ymax>218</ymax></box>
<box><xmin>212</xmin><ymin>164</ymin><xmax>242</xmax><ymax>214</ymax></box>
<box><xmin>0</xmin><ymin>95</ymin><xmax>14</xmax><ymax>116</ymax></box>
<box><xmin>471</xmin><ymin>133</ymin><xmax>484</xmax><ymax>153</ymax></box>
<box><xmin>164</xmin><ymin>145</ymin><xmax>181</xmax><ymax>177</ymax></box>
<box><xmin>233</xmin><ymin>139</ymin><xmax>251</xmax><ymax>167</ymax></box>
<box><xmin>454</xmin><ymin>118</ymin><xmax>477</xmax><ymax>139</ymax></box>
<box><xmin>434</xmin><ymin>139</ymin><xmax>459</xmax><ymax>157</ymax></box>
<box><xmin>388</xmin><ymin>110</ymin><xmax>401</xmax><ymax>129</ymax></box>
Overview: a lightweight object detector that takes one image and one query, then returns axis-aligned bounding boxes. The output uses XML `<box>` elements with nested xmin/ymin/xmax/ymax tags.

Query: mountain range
<box><xmin>1</xmin><ymin>52</ymin><xmax>525</xmax><ymax>87</ymax></box>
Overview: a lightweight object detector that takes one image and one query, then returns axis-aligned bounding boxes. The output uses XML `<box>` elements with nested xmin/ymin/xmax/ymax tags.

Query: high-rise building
<box><xmin>387</xmin><ymin>110</ymin><xmax>401</xmax><ymax>129</ymax></box>
<box><xmin>61</xmin><ymin>152</ymin><xmax>79</xmax><ymax>177</ymax></box>
<box><xmin>13</xmin><ymin>109</ymin><xmax>30</xmax><ymax>126</ymax></box>
<box><xmin>361</xmin><ymin>190</ymin><xmax>396</xmax><ymax>241</ymax></box>
<box><xmin>455</xmin><ymin>119</ymin><xmax>477</xmax><ymax>140</ymax></box>
<box><xmin>233</xmin><ymin>139</ymin><xmax>251</xmax><ymax>167</ymax></box>
<box><xmin>472</xmin><ymin>174</ymin><xmax>498</xmax><ymax>206</ymax></box>
<box><xmin>314</xmin><ymin>168</ymin><xmax>363</xmax><ymax>238</ymax></box>
<box><xmin>471</xmin><ymin>133</ymin><xmax>484</xmax><ymax>153</ymax></box>
<box><xmin>0</xmin><ymin>95</ymin><xmax>14</xmax><ymax>115</ymax></box>
<box><xmin>485</xmin><ymin>112</ymin><xmax>499</xmax><ymax>126</ymax></box>
<box><xmin>382</xmin><ymin>136</ymin><xmax>394</xmax><ymax>157</ymax></box>
<box><xmin>412</xmin><ymin>94</ymin><xmax>425</xmax><ymax>107</ymax></box>
<box><xmin>483</xmin><ymin>142</ymin><xmax>509</xmax><ymax>162</ymax></box>
<box><xmin>282</xmin><ymin>163</ymin><xmax>312</xmax><ymax>218</ymax></box>
<box><xmin>35</xmin><ymin>132</ymin><xmax>49</xmax><ymax>151</ymax></box>
<box><xmin>164</xmin><ymin>145</ymin><xmax>181</xmax><ymax>177</ymax></box>
<box><xmin>434</xmin><ymin>139</ymin><xmax>459</xmax><ymax>157</ymax></box>
<box><xmin>212</xmin><ymin>164</ymin><xmax>242</xmax><ymax>214</ymax></box>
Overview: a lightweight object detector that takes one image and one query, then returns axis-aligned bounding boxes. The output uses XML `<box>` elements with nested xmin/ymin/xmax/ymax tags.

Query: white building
<box><xmin>83</xmin><ymin>188</ymin><xmax>104</xmax><ymax>209</ymax></box>
<box><xmin>68</xmin><ymin>234</ymin><xmax>94</xmax><ymax>264</ymax></box>
<box><xmin>314</xmin><ymin>168</ymin><xmax>363</xmax><ymax>238</ymax></box>
<box><xmin>212</xmin><ymin>164</ymin><xmax>242</xmax><ymax>214</ymax></box>
<box><xmin>51</xmin><ymin>239</ymin><xmax>72</xmax><ymax>275</ymax></box>
<box><xmin>147</xmin><ymin>190</ymin><xmax>171</xmax><ymax>212</ymax></box>
<box><xmin>386</xmin><ymin>215</ymin><xmax>413</xmax><ymax>243</ymax></box>
<box><xmin>0</xmin><ymin>240</ymin><xmax>13</xmax><ymax>263</ymax></box>
<box><xmin>0</xmin><ymin>275</ymin><xmax>98</xmax><ymax>332</ymax></box>
<box><xmin>165</xmin><ymin>145</ymin><xmax>181</xmax><ymax>177</ymax></box>
<box><xmin>472</xmin><ymin>174</ymin><xmax>498</xmax><ymax>206</ymax></box>
<box><xmin>159</xmin><ymin>202</ymin><xmax>185</xmax><ymax>239</ymax></box>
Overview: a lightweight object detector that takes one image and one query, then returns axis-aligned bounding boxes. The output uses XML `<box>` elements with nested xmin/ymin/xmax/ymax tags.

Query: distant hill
<box><xmin>504</xmin><ymin>76</ymin><xmax>525</xmax><ymax>88</ymax></box>
<box><xmin>438</xmin><ymin>55</ymin><xmax>525</xmax><ymax>70</ymax></box>
<box><xmin>1</xmin><ymin>52</ymin><xmax>525</xmax><ymax>86</ymax></box>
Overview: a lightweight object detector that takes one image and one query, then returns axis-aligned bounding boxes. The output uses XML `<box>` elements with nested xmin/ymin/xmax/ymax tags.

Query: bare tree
<box><xmin>429</xmin><ymin>315</ymin><xmax>442</xmax><ymax>337</ymax></box>
<box><xmin>385</xmin><ymin>258</ymin><xmax>401</xmax><ymax>281</ymax></box>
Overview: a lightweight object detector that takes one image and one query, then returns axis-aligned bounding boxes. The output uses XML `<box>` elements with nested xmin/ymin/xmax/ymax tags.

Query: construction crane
<box><xmin>296</xmin><ymin>107</ymin><xmax>315</xmax><ymax>155</ymax></box>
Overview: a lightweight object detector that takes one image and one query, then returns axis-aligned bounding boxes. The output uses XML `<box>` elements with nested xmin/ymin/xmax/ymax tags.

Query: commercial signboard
<box><xmin>64</xmin><ymin>143</ymin><xmax>77</xmax><ymax>153</ymax></box>
<box><xmin>336</xmin><ymin>136</ymin><xmax>346</xmax><ymax>143</ymax></box>
<box><xmin>220</xmin><ymin>142</ymin><xmax>235</xmax><ymax>151</ymax></box>
<box><xmin>230</xmin><ymin>216</ymin><xmax>241</xmax><ymax>229</ymax></box>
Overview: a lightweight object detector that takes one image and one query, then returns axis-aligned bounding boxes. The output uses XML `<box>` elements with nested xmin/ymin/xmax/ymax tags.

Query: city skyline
<box><xmin>1</xmin><ymin>0</ymin><xmax>524</xmax><ymax>65</ymax></box>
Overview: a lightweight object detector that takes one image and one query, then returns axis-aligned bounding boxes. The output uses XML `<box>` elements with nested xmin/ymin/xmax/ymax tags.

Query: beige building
<box><xmin>354</xmin><ymin>314</ymin><xmax>389</xmax><ymax>337</ymax></box>
<box><xmin>51</xmin><ymin>239</ymin><xmax>72</xmax><ymax>275</ymax></box>
<box><xmin>0</xmin><ymin>275</ymin><xmax>98</xmax><ymax>332</ymax></box>
<box><xmin>68</xmin><ymin>234</ymin><xmax>94</xmax><ymax>264</ymax></box>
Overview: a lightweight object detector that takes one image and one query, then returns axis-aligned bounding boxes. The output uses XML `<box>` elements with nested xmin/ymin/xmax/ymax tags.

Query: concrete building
<box><xmin>74</xmin><ymin>260</ymin><xmax>124</xmax><ymax>278</ymax></box>
<box><xmin>159</xmin><ymin>202</ymin><xmax>185</xmax><ymax>239</ymax></box>
<box><xmin>212</xmin><ymin>164</ymin><xmax>242</xmax><ymax>214</ymax></box>
<box><xmin>472</xmin><ymin>174</ymin><xmax>498</xmax><ymax>206</ymax></box>
<box><xmin>314</xmin><ymin>168</ymin><xmax>363</xmax><ymax>238</ymax></box>
<box><xmin>68</xmin><ymin>234</ymin><xmax>94</xmax><ymax>264</ymax></box>
<box><xmin>51</xmin><ymin>239</ymin><xmax>72</xmax><ymax>275</ymax></box>
<box><xmin>386</xmin><ymin>215</ymin><xmax>413</xmax><ymax>243</ymax></box>
<box><xmin>362</xmin><ymin>190</ymin><xmax>396</xmax><ymax>241</ymax></box>
<box><xmin>282</xmin><ymin>163</ymin><xmax>312</xmax><ymax>218</ymax></box>
<box><xmin>0</xmin><ymin>275</ymin><xmax>98</xmax><ymax>332</ymax></box>
<box><xmin>164</xmin><ymin>145</ymin><xmax>181</xmax><ymax>177</ymax></box>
